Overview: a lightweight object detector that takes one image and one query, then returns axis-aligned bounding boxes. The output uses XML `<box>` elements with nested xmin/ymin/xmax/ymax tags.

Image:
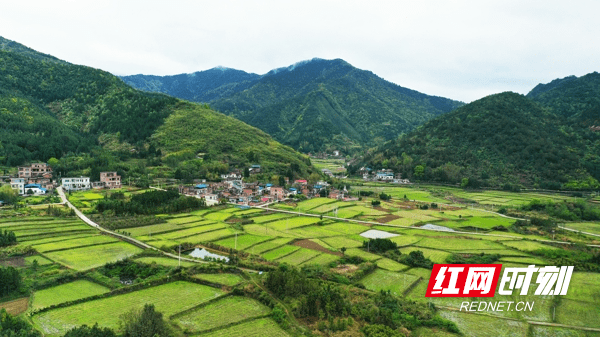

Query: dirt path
<box><xmin>292</xmin><ymin>239</ymin><xmax>342</xmax><ymax>256</ymax></box>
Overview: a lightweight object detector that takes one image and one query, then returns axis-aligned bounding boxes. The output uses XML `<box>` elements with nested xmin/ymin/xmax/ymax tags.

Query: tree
<box><xmin>414</xmin><ymin>165</ymin><xmax>425</xmax><ymax>178</ymax></box>
<box><xmin>0</xmin><ymin>185</ymin><xmax>19</xmax><ymax>204</ymax></box>
<box><xmin>120</xmin><ymin>304</ymin><xmax>171</xmax><ymax>337</ymax></box>
<box><xmin>64</xmin><ymin>324</ymin><xmax>116</xmax><ymax>337</ymax></box>
<box><xmin>278</xmin><ymin>175</ymin><xmax>286</xmax><ymax>187</ymax></box>
<box><xmin>340</xmin><ymin>247</ymin><xmax>347</xmax><ymax>256</ymax></box>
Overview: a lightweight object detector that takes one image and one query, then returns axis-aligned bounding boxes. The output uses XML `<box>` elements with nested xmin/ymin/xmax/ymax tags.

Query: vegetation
<box><xmin>63</xmin><ymin>324</ymin><xmax>116</xmax><ymax>337</ymax></box>
<box><xmin>125</xmin><ymin>58</ymin><xmax>463</xmax><ymax>153</ymax></box>
<box><xmin>362</xmin><ymin>238</ymin><xmax>398</xmax><ymax>253</ymax></box>
<box><xmin>0</xmin><ymin>37</ymin><xmax>315</xmax><ymax>180</ymax></box>
<box><xmin>95</xmin><ymin>189</ymin><xmax>205</xmax><ymax>215</ymax></box>
<box><xmin>0</xmin><ymin>308</ymin><xmax>41</xmax><ymax>337</ymax></box>
<box><xmin>120</xmin><ymin>304</ymin><xmax>172</xmax><ymax>337</ymax></box>
<box><xmin>0</xmin><ymin>266</ymin><xmax>21</xmax><ymax>297</ymax></box>
<box><xmin>367</xmin><ymin>92</ymin><xmax>600</xmax><ymax>189</ymax></box>
<box><xmin>0</xmin><ymin>230</ymin><xmax>17</xmax><ymax>247</ymax></box>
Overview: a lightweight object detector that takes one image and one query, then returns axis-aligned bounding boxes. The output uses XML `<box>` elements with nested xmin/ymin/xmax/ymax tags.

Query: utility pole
<box><xmin>235</xmin><ymin>232</ymin><xmax>237</xmax><ymax>250</ymax></box>
<box><xmin>178</xmin><ymin>245</ymin><xmax>181</xmax><ymax>267</ymax></box>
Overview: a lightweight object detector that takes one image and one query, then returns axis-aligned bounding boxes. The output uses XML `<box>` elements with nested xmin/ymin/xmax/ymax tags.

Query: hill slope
<box><xmin>122</xmin><ymin>58</ymin><xmax>464</xmax><ymax>153</ymax></box>
<box><xmin>367</xmin><ymin>92</ymin><xmax>600</xmax><ymax>189</ymax></box>
<box><xmin>0</xmin><ymin>36</ymin><xmax>313</xmax><ymax>178</ymax></box>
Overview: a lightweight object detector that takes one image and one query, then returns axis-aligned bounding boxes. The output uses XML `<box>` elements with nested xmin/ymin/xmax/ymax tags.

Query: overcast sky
<box><xmin>1</xmin><ymin>0</ymin><xmax>598</xmax><ymax>102</ymax></box>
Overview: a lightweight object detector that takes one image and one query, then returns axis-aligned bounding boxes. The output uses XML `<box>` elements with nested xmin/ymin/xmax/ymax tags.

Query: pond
<box><xmin>360</xmin><ymin>229</ymin><xmax>399</xmax><ymax>239</ymax></box>
<box><xmin>189</xmin><ymin>248</ymin><xmax>229</xmax><ymax>262</ymax></box>
<box><xmin>420</xmin><ymin>223</ymin><xmax>455</xmax><ymax>232</ymax></box>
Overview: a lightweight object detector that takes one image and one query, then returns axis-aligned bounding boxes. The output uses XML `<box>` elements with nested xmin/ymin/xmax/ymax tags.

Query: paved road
<box><xmin>57</xmin><ymin>187</ymin><xmax>258</xmax><ymax>270</ymax></box>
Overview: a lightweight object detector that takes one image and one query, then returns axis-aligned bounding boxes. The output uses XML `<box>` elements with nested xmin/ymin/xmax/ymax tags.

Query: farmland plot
<box><xmin>175</xmin><ymin>296</ymin><xmax>270</xmax><ymax>333</ymax></box>
<box><xmin>32</xmin><ymin>280</ymin><xmax>110</xmax><ymax>310</ymax></box>
<box><xmin>200</xmin><ymin>317</ymin><xmax>289</xmax><ymax>337</ymax></box>
<box><xmin>33</xmin><ymin>281</ymin><xmax>224</xmax><ymax>335</ymax></box>
<box><xmin>361</xmin><ymin>269</ymin><xmax>420</xmax><ymax>296</ymax></box>
<box><xmin>43</xmin><ymin>242</ymin><xmax>143</xmax><ymax>270</ymax></box>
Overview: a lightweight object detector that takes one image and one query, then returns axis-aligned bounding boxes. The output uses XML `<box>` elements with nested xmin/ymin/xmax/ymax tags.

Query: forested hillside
<box><xmin>367</xmin><ymin>92</ymin><xmax>600</xmax><ymax>190</ymax></box>
<box><xmin>121</xmin><ymin>67</ymin><xmax>260</xmax><ymax>103</ymax></box>
<box><xmin>123</xmin><ymin>58</ymin><xmax>464</xmax><ymax>153</ymax></box>
<box><xmin>0</xmin><ymin>37</ymin><xmax>313</xmax><ymax>179</ymax></box>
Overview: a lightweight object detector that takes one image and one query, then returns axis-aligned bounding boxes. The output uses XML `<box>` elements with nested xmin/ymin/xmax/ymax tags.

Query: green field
<box><xmin>33</xmin><ymin>235</ymin><xmax>117</xmax><ymax>253</ymax></box>
<box><xmin>320</xmin><ymin>236</ymin><xmax>364</xmax><ymax>248</ymax></box>
<box><xmin>361</xmin><ymin>269</ymin><xmax>420</xmax><ymax>296</ymax></box>
<box><xmin>438</xmin><ymin>310</ymin><xmax>528</xmax><ymax>337</ymax></box>
<box><xmin>262</xmin><ymin>245</ymin><xmax>300</xmax><ymax>261</ymax></box>
<box><xmin>213</xmin><ymin>234</ymin><xmax>272</xmax><ymax>250</ymax></box>
<box><xmin>275</xmin><ymin>248</ymin><xmax>321</xmax><ymax>265</ymax></box>
<box><xmin>33</xmin><ymin>281</ymin><xmax>225</xmax><ymax>335</ymax></box>
<box><xmin>134</xmin><ymin>257</ymin><xmax>197</xmax><ymax>267</ymax></box>
<box><xmin>199</xmin><ymin>317</ymin><xmax>289</xmax><ymax>337</ymax></box>
<box><xmin>376</xmin><ymin>258</ymin><xmax>409</xmax><ymax>272</ymax></box>
<box><xmin>175</xmin><ymin>296</ymin><xmax>270</xmax><ymax>333</ymax></box>
<box><xmin>245</xmin><ymin>238</ymin><xmax>294</xmax><ymax>254</ymax></box>
<box><xmin>32</xmin><ymin>280</ymin><xmax>110</xmax><ymax>310</ymax></box>
<box><xmin>501</xmin><ymin>240</ymin><xmax>560</xmax><ymax>251</ymax></box>
<box><xmin>43</xmin><ymin>242</ymin><xmax>143</xmax><ymax>270</ymax></box>
<box><xmin>193</xmin><ymin>273</ymin><xmax>245</xmax><ymax>286</ymax></box>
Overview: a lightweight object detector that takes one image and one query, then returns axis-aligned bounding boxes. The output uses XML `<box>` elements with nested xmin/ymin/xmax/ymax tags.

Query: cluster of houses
<box><xmin>6</xmin><ymin>163</ymin><xmax>122</xmax><ymax>196</ymax></box>
<box><xmin>178</xmin><ymin>173</ymin><xmax>358</xmax><ymax>206</ymax></box>
<box><xmin>359</xmin><ymin>167</ymin><xmax>411</xmax><ymax>184</ymax></box>
<box><xmin>591</xmin><ymin>125</ymin><xmax>600</xmax><ymax>132</ymax></box>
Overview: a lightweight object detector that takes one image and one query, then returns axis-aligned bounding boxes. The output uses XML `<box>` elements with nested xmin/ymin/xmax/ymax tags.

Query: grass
<box><xmin>43</xmin><ymin>242</ymin><xmax>143</xmax><ymax>270</ymax></box>
<box><xmin>134</xmin><ymin>257</ymin><xmax>197</xmax><ymax>267</ymax></box>
<box><xmin>501</xmin><ymin>240</ymin><xmax>561</xmax><ymax>251</ymax></box>
<box><xmin>0</xmin><ymin>297</ymin><xmax>29</xmax><ymax>315</ymax></box>
<box><xmin>300</xmin><ymin>253</ymin><xmax>340</xmax><ymax>266</ymax></box>
<box><xmin>322</xmin><ymin>222</ymin><xmax>370</xmax><ymax>234</ymax></box>
<box><xmin>398</xmin><ymin>247</ymin><xmax>452</xmax><ymax>264</ymax></box>
<box><xmin>249</xmin><ymin>213</ymin><xmax>292</xmax><ymax>223</ymax></box>
<box><xmin>376</xmin><ymin>258</ymin><xmax>409</xmax><ymax>272</ymax></box>
<box><xmin>276</xmin><ymin>248</ymin><xmax>321</xmax><ymax>265</ymax></box>
<box><xmin>360</xmin><ymin>269</ymin><xmax>420</xmax><ymax>296</ymax></box>
<box><xmin>289</xmin><ymin>226</ymin><xmax>346</xmax><ymax>238</ymax></box>
<box><xmin>174</xmin><ymin>296</ymin><xmax>271</xmax><ymax>333</ymax></box>
<box><xmin>32</xmin><ymin>280</ymin><xmax>110</xmax><ymax>310</ymax></box>
<box><xmin>213</xmin><ymin>234</ymin><xmax>272</xmax><ymax>250</ymax></box>
<box><xmin>24</xmin><ymin>255</ymin><xmax>54</xmax><ymax>266</ymax></box>
<box><xmin>320</xmin><ymin>236</ymin><xmax>364</xmax><ymax>249</ymax></box>
<box><xmin>562</xmin><ymin>222</ymin><xmax>600</xmax><ymax>236</ymax></box>
<box><xmin>204</xmin><ymin>211</ymin><xmax>234</xmax><ymax>222</ymax></box>
<box><xmin>262</xmin><ymin>245</ymin><xmax>300</xmax><ymax>261</ymax></box>
<box><xmin>414</xmin><ymin>237</ymin><xmax>505</xmax><ymax>251</ymax></box>
<box><xmin>345</xmin><ymin>248</ymin><xmax>382</xmax><ymax>261</ymax></box>
<box><xmin>438</xmin><ymin>310</ymin><xmax>528</xmax><ymax>337</ymax></box>
<box><xmin>33</xmin><ymin>281</ymin><xmax>225</xmax><ymax>335</ymax></box>
<box><xmin>266</xmin><ymin>216</ymin><xmax>321</xmax><ymax>230</ymax></box>
<box><xmin>556</xmin><ymin>299</ymin><xmax>600</xmax><ymax>329</ymax></box>
<box><xmin>246</xmin><ymin>238</ymin><xmax>294</xmax><ymax>254</ymax></box>
<box><xmin>200</xmin><ymin>317</ymin><xmax>289</xmax><ymax>337</ymax></box>
<box><xmin>295</xmin><ymin>197</ymin><xmax>338</xmax><ymax>210</ymax></box>
<box><xmin>193</xmin><ymin>273</ymin><xmax>245</xmax><ymax>286</ymax></box>
<box><xmin>32</xmin><ymin>235</ymin><xmax>117</xmax><ymax>252</ymax></box>
<box><xmin>151</xmin><ymin>223</ymin><xmax>227</xmax><ymax>240</ymax></box>
<box><xmin>565</xmin><ymin>272</ymin><xmax>600</xmax><ymax>303</ymax></box>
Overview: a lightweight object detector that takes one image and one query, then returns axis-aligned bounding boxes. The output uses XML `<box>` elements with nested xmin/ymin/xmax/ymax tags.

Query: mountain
<box><xmin>121</xmin><ymin>58</ymin><xmax>464</xmax><ymax>153</ymax></box>
<box><xmin>121</xmin><ymin>67</ymin><xmax>260</xmax><ymax>103</ymax></box>
<box><xmin>366</xmin><ymin>91</ymin><xmax>600</xmax><ymax>190</ymax></box>
<box><xmin>0</xmin><ymin>37</ymin><xmax>313</xmax><ymax>179</ymax></box>
<box><xmin>527</xmin><ymin>72</ymin><xmax>600</xmax><ymax>118</ymax></box>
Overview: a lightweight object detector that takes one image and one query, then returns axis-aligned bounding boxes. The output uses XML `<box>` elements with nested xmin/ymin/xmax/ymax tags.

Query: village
<box><xmin>1</xmin><ymin>162</ymin><xmax>409</xmax><ymax>207</ymax></box>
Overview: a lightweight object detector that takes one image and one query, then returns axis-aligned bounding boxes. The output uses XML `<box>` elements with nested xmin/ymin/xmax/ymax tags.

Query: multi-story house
<box><xmin>10</xmin><ymin>178</ymin><xmax>25</xmax><ymax>195</ymax></box>
<box><xmin>100</xmin><ymin>172</ymin><xmax>121</xmax><ymax>189</ymax></box>
<box><xmin>62</xmin><ymin>177</ymin><xmax>91</xmax><ymax>191</ymax></box>
<box><xmin>18</xmin><ymin>163</ymin><xmax>52</xmax><ymax>178</ymax></box>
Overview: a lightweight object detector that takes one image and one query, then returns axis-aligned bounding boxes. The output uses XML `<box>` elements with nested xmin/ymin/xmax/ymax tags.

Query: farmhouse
<box><xmin>10</xmin><ymin>178</ymin><xmax>25</xmax><ymax>195</ymax></box>
<box><xmin>24</xmin><ymin>184</ymin><xmax>46</xmax><ymax>195</ymax></box>
<box><xmin>99</xmin><ymin>172</ymin><xmax>121</xmax><ymax>189</ymax></box>
<box><xmin>62</xmin><ymin>177</ymin><xmax>91</xmax><ymax>191</ymax></box>
<box><xmin>18</xmin><ymin>163</ymin><xmax>52</xmax><ymax>178</ymax></box>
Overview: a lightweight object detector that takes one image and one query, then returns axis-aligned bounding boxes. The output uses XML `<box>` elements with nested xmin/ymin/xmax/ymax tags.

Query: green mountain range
<box><xmin>366</xmin><ymin>74</ymin><xmax>600</xmax><ymax>190</ymax></box>
<box><xmin>0</xmin><ymin>37</ymin><xmax>313</xmax><ymax>179</ymax></box>
<box><xmin>121</xmin><ymin>58</ymin><xmax>464</xmax><ymax>153</ymax></box>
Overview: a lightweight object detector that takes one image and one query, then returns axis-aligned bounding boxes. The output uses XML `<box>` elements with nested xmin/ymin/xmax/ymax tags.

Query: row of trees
<box><xmin>95</xmin><ymin>189</ymin><xmax>205</xmax><ymax>215</ymax></box>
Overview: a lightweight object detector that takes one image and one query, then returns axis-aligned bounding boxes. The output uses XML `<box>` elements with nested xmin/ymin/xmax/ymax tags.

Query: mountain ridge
<box><xmin>121</xmin><ymin>58</ymin><xmax>464</xmax><ymax>153</ymax></box>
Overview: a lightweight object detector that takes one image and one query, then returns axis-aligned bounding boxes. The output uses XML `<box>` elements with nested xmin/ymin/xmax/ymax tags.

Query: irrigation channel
<box><xmin>57</xmin><ymin>187</ymin><xmax>260</xmax><ymax>272</ymax></box>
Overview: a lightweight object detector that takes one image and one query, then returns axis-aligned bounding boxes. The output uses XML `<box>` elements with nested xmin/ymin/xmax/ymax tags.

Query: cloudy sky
<box><xmin>1</xmin><ymin>0</ymin><xmax>598</xmax><ymax>102</ymax></box>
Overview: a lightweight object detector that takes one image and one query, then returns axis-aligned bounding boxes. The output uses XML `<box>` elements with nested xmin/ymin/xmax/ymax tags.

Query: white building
<box><xmin>201</xmin><ymin>193</ymin><xmax>219</xmax><ymax>206</ymax></box>
<box><xmin>10</xmin><ymin>178</ymin><xmax>25</xmax><ymax>195</ymax></box>
<box><xmin>62</xmin><ymin>177</ymin><xmax>91</xmax><ymax>191</ymax></box>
